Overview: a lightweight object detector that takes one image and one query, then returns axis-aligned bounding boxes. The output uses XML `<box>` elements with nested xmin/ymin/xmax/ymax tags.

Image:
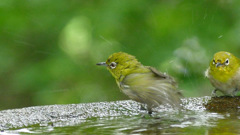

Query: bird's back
<box><xmin>119</xmin><ymin>67</ymin><xmax>182</xmax><ymax>111</ymax></box>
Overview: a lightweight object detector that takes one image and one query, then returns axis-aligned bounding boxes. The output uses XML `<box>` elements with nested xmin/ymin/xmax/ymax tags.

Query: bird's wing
<box><xmin>148</xmin><ymin>66</ymin><xmax>168</xmax><ymax>78</ymax></box>
<box><xmin>148</xmin><ymin>66</ymin><xmax>177</xmax><ymax>87</ymax></box>
<box><xmin>120</xmin><ymin>72</ymin><xmax>182</xmax><ymax>110</ymax></box>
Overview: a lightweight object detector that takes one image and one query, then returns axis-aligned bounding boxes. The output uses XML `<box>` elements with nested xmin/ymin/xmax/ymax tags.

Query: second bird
<box><xmin>205</xmin><ymin>51</ymin><xmax>240</xmax><ymax>96</ymax></box>
<box><xmin>97</xmin><ymin>52</ymin><xmax>183</xmax><ymax>114</ymax></box>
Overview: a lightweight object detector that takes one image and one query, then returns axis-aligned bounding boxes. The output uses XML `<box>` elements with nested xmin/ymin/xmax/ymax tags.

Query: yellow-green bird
<box><xmin>97</xmin><ymin>52</ymin><xmax>182</xmax><ymax>113</ymax></box>
<box><xmin>205</xmin><ymin>51</ymin><xmax>240</xmax><ymax>96</ymax></box>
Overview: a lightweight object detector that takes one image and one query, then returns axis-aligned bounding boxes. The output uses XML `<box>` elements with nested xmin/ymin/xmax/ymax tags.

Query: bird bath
<box><xmin>1</xmin><ymin>96</ymin><xmax>240</xmax><ymax>134</ymax></box>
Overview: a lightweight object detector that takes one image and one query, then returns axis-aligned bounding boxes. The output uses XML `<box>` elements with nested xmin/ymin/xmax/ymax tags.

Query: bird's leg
<box><xmin>140</xmin><ymin>105</ymin><xmax>146</xmax><ymax>110</ymax></box>
<box><xmin>148</xmin><ymin>110</ymin><xmax>152</xmax><ymax>115</ymax></box>
<box><xmin>232</xmin><ymin>88</ymin><xmax>239</xmax><ymax>96</ymax></box>
<box><xmin>140</xmin><ymin>105</ymin><xmax>152</xmax><ymax>115</ymax></box>
<box><xmin>211</xmin><ymin>89</ymin><xmax>218</xmax><ymax>97</ymax></box>
<box><xmin>139</xmin><ymin>105</ymin><xmax>152</xmax><ymax>118</ymax></box>
<box><xmin>147</xmin><ymin>107</ymin><xmax>153</xmax><ymax>115</ymax></box>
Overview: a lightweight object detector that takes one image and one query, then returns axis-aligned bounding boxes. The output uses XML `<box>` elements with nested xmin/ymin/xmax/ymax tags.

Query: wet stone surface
<box><xmin>1</xmin><ymin>96</ymin><xmax>240</xmax><ymax>134</ymax></box>
<box><xmin>205</xmin><ymin>96</ymin><xmax>240</xmax><ymax>112</ymax></box>
<box><xmin>0</xmin><ymin>101</ymin><xmax>142</xmax><ymax>130</ymax></box>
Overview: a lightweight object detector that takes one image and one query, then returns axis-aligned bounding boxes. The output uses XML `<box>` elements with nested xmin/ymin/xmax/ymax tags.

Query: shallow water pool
<box><xmin>1</xmin><ymin>97</ymin><xmax>240</xmax><ymax>134</ymax></box>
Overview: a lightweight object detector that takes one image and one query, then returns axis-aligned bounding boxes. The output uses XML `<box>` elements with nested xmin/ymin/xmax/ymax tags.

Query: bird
<box><xmin>97</xmin><ymin>52</ymin><xmax>183</xmax><ymax>114</ymax></box>
<box><xmin>205</xmin><ymin>51</ymin><xmax>240</xmax><ymax>96</ymax></box>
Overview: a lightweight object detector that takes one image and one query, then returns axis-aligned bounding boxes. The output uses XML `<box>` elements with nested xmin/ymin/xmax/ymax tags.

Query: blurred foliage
<box><xmin>0</xmin><ymin>0</ymin><xmax>240</xmax><ymax>109</ymax></box>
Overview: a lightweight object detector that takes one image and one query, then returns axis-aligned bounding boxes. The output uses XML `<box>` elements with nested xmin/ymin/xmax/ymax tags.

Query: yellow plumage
<box><xmin>97</xmin><ymin>52</ymin><xmax>182</xmax><ymax>113</ymax></box>
<box><xmin>205</xmin><ymin>51</ymin><xmax>240</xmax><ymax>96</ymax></box>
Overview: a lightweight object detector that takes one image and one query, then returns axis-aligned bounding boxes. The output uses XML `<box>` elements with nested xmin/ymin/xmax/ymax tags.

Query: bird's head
<box><xmin>209</xmin><ymin>51</ymin><xmax>240</xmax><ymax>82</ymax></box>
<box><xmin>97</xmin><ymin>52</ymin><xmax>146</xmax><ymax>81</ymax></box>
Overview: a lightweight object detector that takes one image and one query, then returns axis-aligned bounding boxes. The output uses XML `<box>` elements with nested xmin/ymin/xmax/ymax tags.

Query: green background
<box><xmin>0</xmin><ymin>0</ymin><xmax>240</xmax><ymax>110</ymax></box>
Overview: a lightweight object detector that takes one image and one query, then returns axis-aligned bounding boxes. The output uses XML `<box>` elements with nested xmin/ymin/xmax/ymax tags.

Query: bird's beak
<box><xmin>216</xmin><ymin>62</ymin><xmax>223</xmax><ymax>67</ymax></box>
<box><xmin>96</xmin><ymin>62</ymin><xmax>108</xmax><ymax>66</ymax></box>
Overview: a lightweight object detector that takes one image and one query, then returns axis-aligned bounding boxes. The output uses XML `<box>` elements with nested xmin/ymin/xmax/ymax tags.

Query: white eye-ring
<box><xmin>213</xmin><ymin>59</ymin><xmax>216</xmax><ymax>65</ymax></box>
<box><xmin>225</xmin><ymin>58</ymin><xmax>229</xmax><ymax>65</ymax></box>
<box><xmin>109</xmin><ymin>62</ymin><xmax>117</xmax><ymax>69</ymax></box>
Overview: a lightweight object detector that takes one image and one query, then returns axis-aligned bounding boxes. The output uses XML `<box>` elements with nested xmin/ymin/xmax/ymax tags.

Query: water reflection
<box><xmin>3</xmin><ymin>97</ymin><xmax>240</xmax><ymax>134</ymax></box>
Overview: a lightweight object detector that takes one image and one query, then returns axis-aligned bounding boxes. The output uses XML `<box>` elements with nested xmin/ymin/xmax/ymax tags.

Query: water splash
<box><xmin>1</xmin><ymin>97</ymin><xmax>239</xmax><ymax>134</ymax></box>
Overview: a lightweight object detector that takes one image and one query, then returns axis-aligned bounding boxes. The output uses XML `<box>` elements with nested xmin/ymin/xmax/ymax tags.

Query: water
<box><xmin>1</xmin><ymin>97</ymin><xmax>240</xmax><ymax>134</ymax></box>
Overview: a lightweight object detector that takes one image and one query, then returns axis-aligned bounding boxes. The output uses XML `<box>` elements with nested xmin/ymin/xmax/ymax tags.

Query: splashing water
<box><xmin>1</xmin><ymin>97</ymin><xmax>240</xmax><ymax>134</ymax></box>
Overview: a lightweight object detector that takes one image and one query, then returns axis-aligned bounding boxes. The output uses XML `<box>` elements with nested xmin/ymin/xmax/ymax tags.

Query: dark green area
<box><xmin>0</xmin><ymin>0</ymin><xmax>240</xmax><ymax>109</ymax></box>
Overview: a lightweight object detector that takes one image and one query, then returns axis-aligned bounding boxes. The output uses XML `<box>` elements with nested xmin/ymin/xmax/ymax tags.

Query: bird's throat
<box><xmin>210</xmin><ymin>69</ymin><xmax>233</xmax><ymax>83</ymax></box>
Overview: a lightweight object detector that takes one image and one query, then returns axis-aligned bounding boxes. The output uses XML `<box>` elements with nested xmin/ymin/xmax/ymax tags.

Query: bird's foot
<box><xmin>139</xmin><ymin>108</ymin><xmax>153</xmax><ymax>118</ymax></box>
<box><xmin>148</xmin><ymin>110</ymin><xmax>152</xmax><ymax>115</ymax></box>
<box><xmin>211</xmin><ymin>89</ymin><xmax>218</xmax><ymax>97</ymax></box>
<box><xmin>140</xmin><ymin>105</ymin><xmax>146</xmax><ymax>111</ymax></box>
<box><xmin>231</xmin><ymin>88</ymin><xmax>239</xmax><ymax>97</ymax></box>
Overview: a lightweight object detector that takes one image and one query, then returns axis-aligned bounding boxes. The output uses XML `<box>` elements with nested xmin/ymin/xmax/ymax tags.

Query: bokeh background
<box><xmin>0</xmin><ymin>0</ymin><xmax>240</xmax><ymax>110</ymax></box>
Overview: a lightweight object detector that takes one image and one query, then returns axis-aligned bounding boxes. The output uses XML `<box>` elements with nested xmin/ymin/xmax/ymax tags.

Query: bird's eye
<box><xmin>225</xmin><ymin>58</ymin><xmax>229</xmax><ymax>65</ymax></box>
<box><xmin>213</xmin><ymin>59</ymin><xmax>216</xmax><ymax>65</ymax></box>
<box><xmin>109</xmin><ymin>62</ymin><xmax>117</xmax><ymax>69</ymax></box>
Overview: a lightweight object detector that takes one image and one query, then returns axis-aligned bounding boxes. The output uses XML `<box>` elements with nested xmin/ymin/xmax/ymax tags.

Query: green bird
<box><xmin>97</xmin><ymin>52</ymin><xmax>182</xmax><ymax>113</ymax></box>
<box><xmin>205</xmin><ymin>51</ymin><xmax>240</xmax><ymax>96</ymax></box>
